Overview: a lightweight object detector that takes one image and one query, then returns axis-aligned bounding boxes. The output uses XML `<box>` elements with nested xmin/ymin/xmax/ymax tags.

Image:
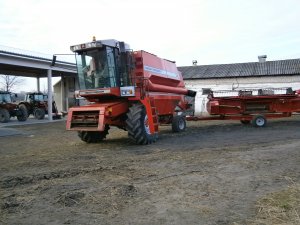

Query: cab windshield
<box><xmin>34</xmin><ymin>94</ymin><xmax>46</xmax><ymax>101</ymax></box>
<box><xmin>0</xmin><ymin>93</ymin><xmax>12</xmax><ymax>103</ymax></box>
<box><xmin>75</xmin><ymin>46</ymin><xmax>119</xmax><ymax>89</ymax></box>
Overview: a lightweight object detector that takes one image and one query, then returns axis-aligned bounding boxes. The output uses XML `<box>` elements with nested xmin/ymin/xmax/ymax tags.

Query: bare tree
<box><xmin>0</xmin><ymin>75</ymin><xmax>25</xmax><ymax>92</ymax></box>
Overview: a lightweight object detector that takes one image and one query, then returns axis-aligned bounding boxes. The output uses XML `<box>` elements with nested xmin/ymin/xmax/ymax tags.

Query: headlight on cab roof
<box><xmin>70</xmin><ymin>42</ymin><xmax>101</xmax><ymax>52</ymax></box>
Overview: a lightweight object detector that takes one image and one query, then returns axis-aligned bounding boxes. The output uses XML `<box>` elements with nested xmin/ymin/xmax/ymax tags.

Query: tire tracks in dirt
<box><xmin>0</xmin><ymin>166</ymin><xmax>116</xmax><ymax>188</ymax></box>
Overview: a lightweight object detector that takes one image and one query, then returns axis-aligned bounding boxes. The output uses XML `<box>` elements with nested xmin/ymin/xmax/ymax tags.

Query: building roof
<box><xmin>178</xmin><ymin>58</ymin><xmax>300</xmax><ymax>79</ymax></box>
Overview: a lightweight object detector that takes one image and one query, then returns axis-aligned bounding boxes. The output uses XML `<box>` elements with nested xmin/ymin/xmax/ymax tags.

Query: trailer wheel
<box><xmin>240</xmin><ymin>120</ymin><xmax>250</xmax><ymax>125</ymax></box>
<box><xmin>17</xmin><ymin>105</ymin><xmax>28</xmax><ymax>121</ymax></box>
<box><xmin>172</xmin><ymin>115</ymin><xmax>186</xmax><ymax>132</ymax></box>
<box><xmin>252</xmin><ymin>115</ymin><xmax>267</xmax><ymax>127</ymax></box>
<box><xmin>34</xmin><ymin>108</ymin><xmax>45</xmax><ymax>120</ymax></box>
<box><xmin>78</xmin><ymin>125</ymin><xmax>110</xmax><ymax>143</ymax></box>
<box><xmin>126</xmin><ymin>104</ymin><xmax>158</xmax><ymax>145</ymax></box>
<box><xmin>0</xmin><ymin>108</ymin><xmax>10</xmax><ymax>123</ymax></box>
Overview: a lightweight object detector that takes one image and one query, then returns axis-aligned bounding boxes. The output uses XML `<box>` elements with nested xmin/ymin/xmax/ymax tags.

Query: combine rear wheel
<box><xmin>0</xmin><ymin>108</ymin><xmax>10</xmax><ymax>123</ymax></box>
<box><xmin>172</xmin><ymin>115</ymin><xmax>186</xmax><ymax>132</ymax></box>
<box><xmin>126</xmin><ymin>104</ymin><xmax>158</xmax><ymax>145</ymax></box>
<box><xmin>17</xmin><ymin>105</ymin><xmax>28</xmax><ymax>121</ymax></box>
<box><xmin>78</xmin><ymin>125</ymin><xmax>110</xmax><ymax>143</ymax></box>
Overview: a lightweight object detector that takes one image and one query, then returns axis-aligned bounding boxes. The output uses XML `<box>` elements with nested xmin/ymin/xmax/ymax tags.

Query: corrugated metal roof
<box><xmin>178</xmin><ymin>58</ymin><xmax>300</xmax><ymax>79</ymax></box>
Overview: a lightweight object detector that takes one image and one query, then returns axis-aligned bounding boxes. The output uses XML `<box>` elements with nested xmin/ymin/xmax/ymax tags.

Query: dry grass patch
<box><xmin>251</xmin><ymin>182</ymin><xmax>300</xmax><ymax>225</ymax></box>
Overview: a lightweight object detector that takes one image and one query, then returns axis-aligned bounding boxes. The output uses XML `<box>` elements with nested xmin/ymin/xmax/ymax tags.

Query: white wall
<box><xmin>53</xmin><ymin>80</ymin><xmax>62</xmax><ymax>112</ymax></box>
<box><xmin>53</xmin><ymin>77</ymin><xmax>77</xmax><ymax>112</ymax></box>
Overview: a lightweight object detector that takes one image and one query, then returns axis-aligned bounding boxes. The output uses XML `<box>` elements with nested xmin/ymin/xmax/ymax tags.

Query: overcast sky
<box><xmin>1</xmin><ymin>0</ymin><xmax>300</xmax><ymax>91</ymax></box>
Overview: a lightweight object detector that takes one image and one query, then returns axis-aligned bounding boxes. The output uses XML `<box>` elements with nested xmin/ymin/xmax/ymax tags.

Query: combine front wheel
<box><xmin>78</xmin><ymin>125</ymin><xmax>110</xmax><ymax>143</ymax></box>
<box><xmin>126</xmin><ymin>104</ymin><xmax>158</xmax><ymax>145</ymax></box>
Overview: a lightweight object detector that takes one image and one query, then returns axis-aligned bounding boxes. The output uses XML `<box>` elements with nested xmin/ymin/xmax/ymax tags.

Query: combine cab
<box><xmin>66</xmin><ymin>38</ymin><xmax>196</xmax><ymax>144</ymax></box>
<box><xmin>0</xmin><ymin>91</ymin><xmax>27</xmax><ymax>123</ymax></box>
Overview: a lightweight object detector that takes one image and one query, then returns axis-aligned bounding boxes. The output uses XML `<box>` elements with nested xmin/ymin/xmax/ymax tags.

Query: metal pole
<box><xmin>47</xmin><ymin>69</ymin><xmax>53</xmax><ymax>121</ymax></box>
<box><xmin>66</xmin><ymin>78</ymin><xmax>69</xmax><ymax>110</ymax></box>
<box><xmin>37</xmin><ymin>77</ymin><xmax>40</xmax><ymax>92</ymax></box>
<box><xmin>61</xmin><ymin>76</ymin><xmax>65</xmax><ymax>111</ymax></box>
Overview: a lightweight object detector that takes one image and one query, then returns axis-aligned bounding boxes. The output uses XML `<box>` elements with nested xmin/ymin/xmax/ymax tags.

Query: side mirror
<box><xmin>15</xmin><ymin>93</ymin><xmax>18</xmax><ymax>98</ymax></box>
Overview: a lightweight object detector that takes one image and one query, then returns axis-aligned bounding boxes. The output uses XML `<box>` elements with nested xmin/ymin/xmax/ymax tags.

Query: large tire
<box><xmin>78</xmin><ymin>125</ymin><xmax>110</xmax><ymax>143</ymax></box>
<box><xmin>126</xmin><ymin>104</ymin><xmax>158</xmax><ymax>145</ymax></box>
<box><xmin>252</xmin><ymin>115</ymin><xmax>267</xmax><ymax>127</ymax></box>
<box><xmin>17</xmin><ymin>105</ymin><xmax>28</xmax><ymax>122</ymax></box>
<box><xmin>18</xmin><ymin>104</ymin><xmax>29</xmax><ymax>118</ymax></box>
<box><xmin>34</xmin><ymin>108</ymin><xmax>45</xmax><ymax>120</ymax></box>
<box><xmin>172</xmin><ymin>115</ymin><xmax>186</xmax><ymax>132</ymax></box>
<box><xmin>0</xmin><ymin>108</ymin><xmax>10</xmax><ymax>123</ymax></box>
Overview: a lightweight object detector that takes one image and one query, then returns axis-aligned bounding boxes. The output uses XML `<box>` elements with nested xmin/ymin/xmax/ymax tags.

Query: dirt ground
<box><xmin>0</xmin><ymin>116</ymin><xmax>300</xmax><ymax>225</ymax></box>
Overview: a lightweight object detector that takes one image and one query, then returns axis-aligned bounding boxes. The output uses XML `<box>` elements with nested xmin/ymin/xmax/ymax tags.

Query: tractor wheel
<box><xmin>18</xmin><ymin>104</ymin><xmax>29</xmax><ymax>118</ymax></box>
<box><xmin>172</xmin><ymin>115</ymin><xmax>186</xmax><ymax>132</ymax></box>
<box><xmin>34</xmin><ymin>108</ymin><xmax>45</xmax><ymax>120</ymax></box>
<box><xmin>126</xmin><ymin>104</ymin><xmax>158</xmax><ymax>145</ymax></box>
<box><xmin>240</xmin><ymin>120</ymin><xmax>250</xmax><ymax>125</ymax></box>
<box><xmin>0</xmin><ymin>108</ymin><xmax>10</xmax><ymax>123</ymax></box>
<box><xmin>78</xmin><ymin>125</ymin><xmax>110</xmax><ymax>143</ymax></box>
<box><xmin>17</xmin><ymin>105</ymin><xmax>28</xmax><ymax>121</ymax></box>
<box><xmin>252</xmin><ymin>115</ymin><xmax>267</xmax><ymax>127</ymax></box>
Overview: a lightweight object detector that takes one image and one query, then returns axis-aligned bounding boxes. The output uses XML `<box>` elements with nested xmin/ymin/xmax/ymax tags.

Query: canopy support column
<box><xmin>37</xmin><ymin>77</ymin><xmax>40</xmax><ymax>92</ymax></box>
<box><xmin>47</xmin><ymin>69</ymin><xmax>53</xmax><ymax>121</ymax></box>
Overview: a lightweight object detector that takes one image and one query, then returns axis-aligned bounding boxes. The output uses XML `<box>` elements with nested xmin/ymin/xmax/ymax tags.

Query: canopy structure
<box><xmin>0</xmin><ymin>45</ymin><xmax>77</xmax><ymax>120</ymax></box>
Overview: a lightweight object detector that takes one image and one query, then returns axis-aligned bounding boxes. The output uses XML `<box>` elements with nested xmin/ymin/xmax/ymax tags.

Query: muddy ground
<box><xmin>0</xmin><ymin>117</ymin><xmax>300</xmax><ymax>225</ymax></box>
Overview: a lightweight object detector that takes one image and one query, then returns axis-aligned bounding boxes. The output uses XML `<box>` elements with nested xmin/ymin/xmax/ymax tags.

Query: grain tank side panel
<box><xmin>140</xmin><ymin>51</ymin><xmax>183</xmax><ymax>87</ymax></box>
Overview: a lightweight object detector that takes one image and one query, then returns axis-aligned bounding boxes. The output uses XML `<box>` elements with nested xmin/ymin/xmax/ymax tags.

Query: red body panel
<box><xmin>132</xmin><ymin>51</ymin><xmax>189</xmax><ymax>95</ymax></box>
<box><xmin>66</xmin><ymin>101</ymin><xmax>129</xmax><ymax>131</ymax></box>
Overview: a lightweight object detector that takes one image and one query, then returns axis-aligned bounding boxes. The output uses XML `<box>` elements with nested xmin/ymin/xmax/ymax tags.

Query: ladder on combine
<box><xmin>140</xmin><ymin>96</ymin><xmax>159</xmax><ymax>134</ymax></box>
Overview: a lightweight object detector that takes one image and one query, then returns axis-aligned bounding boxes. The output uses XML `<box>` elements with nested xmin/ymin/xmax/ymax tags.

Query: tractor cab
<box><xmin>70</xmin><ymin>39</ymin><xmax>133</xmax><ymax>98</ymax></box>
<box><xmin>25</xmin><ymin>92</ymin><xmax>47</xmax><ymax>103</ymax></box>
<box><xmin>0</xmin><ymin>92</ymin><xmax>13</xmax><ymax>104</ymax></box>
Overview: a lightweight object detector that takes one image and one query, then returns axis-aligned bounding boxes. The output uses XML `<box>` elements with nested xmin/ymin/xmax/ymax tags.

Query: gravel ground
<box><xmin>0</xmin><ymin>116</ymin><xmax>300</xmax><ymax>225</ymax></box>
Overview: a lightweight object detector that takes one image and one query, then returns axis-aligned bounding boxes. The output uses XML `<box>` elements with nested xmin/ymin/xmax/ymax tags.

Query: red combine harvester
<box><xmin>187</xmin><ymin>88</ymin><xmax>300</xmax><ymax>127</ymax></box>
<box><xmin>66</xmin><ymin>39</ymin><xmax>196</xmax><ymax>144</ymax></box>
